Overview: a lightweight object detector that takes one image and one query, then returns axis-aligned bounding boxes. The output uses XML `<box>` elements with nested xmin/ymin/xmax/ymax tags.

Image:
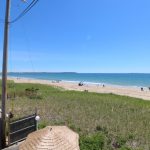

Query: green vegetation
<box><xmin>0</xmin><ymin>81</ymin><xmax>150</xmax><ymax>149</ymax></box>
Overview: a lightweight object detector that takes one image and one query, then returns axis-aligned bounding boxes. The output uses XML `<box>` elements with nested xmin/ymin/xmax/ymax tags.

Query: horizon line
<box><xmin>0</xmin><ymin>72</ymin><xmax>150</xmax><ymax>74</ymax></box>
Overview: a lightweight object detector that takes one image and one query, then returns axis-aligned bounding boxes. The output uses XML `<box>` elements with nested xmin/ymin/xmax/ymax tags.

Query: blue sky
<box><xmin>0</xmin><ymin>0</ymin><xmax>150</xmax><ymax>73</ymax></box>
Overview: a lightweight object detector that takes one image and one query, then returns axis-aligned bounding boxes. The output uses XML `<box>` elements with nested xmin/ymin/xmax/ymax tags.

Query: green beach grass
<box><xmin>0</xmin><ymin>80</ymin><xmax>150</xmax><ymax>149</ymax></box>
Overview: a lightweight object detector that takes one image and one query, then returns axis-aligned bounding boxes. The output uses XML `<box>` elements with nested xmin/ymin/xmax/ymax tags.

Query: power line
<box><xmin>10</xmin><ymin>0</ymin><xmax>39</xmax><ymax>23</ymax></box>
<box><xmin>10</xmin><ymin>0</ymin><xmax>39</xmax><ymax>24</ymax></box>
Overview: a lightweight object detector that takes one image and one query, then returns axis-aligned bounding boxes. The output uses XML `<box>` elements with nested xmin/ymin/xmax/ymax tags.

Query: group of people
<box><xmin>78</xmin><ymin>82</ymin><xmax>105</xmax><ymax>88</ymax></box>
<box><xmin>141</xmin><ymin>87</ymin><xmax>150</xmax><ymax>91</ymax></box>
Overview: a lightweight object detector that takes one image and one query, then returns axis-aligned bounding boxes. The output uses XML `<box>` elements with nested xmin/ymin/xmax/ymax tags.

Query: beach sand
<box><xmin>9</xmin><ymin>77</ymin><xmax>150</xmax><ymax>101</ymax></box>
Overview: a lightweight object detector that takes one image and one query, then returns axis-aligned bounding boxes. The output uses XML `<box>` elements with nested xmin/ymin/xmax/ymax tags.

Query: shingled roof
<box><xmin>19</xmin><ymin>126</ymin><xmax>80</xmax><ymax>150</ymax></box>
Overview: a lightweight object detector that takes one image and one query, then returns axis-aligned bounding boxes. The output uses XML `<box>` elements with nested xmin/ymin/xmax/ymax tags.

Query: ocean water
<box><xmin>4</xmin><ymin>72</ymin><xmax>150</xmax><ymax>87</ymax></box>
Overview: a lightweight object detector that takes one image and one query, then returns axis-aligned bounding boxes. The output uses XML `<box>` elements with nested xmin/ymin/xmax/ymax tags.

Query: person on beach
<box><xmin>78</xmin><ymin>82</ymin><xmax>83</xmax><ymax>86</ymax></box>
<box><xmin>103</xmin><ymin>84</ymin><xmax>105</xmax><ymax>87</ymax></box>
<box><xmin>141</xmin><ymin>87</ymin><xmax>144</xmax><ymax>91</ymax></box>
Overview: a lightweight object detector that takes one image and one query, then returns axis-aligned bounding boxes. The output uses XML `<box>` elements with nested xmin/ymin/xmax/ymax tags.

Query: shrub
<box><xmin>80</xmin><ymin>133</ymin><xmax>105</xmax><ymax>150</ymax></box>
<box><xmin>38</xmin><ymin>122</ymin><xmax>47</xmax><ymax>129</ymax></box>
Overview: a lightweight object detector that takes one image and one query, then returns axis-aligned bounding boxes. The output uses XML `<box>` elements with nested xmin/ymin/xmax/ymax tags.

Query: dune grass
<box><xmin>0</xmin><ymin>81</ymin><xmax>150</xmax><ymax>149</ymax></box>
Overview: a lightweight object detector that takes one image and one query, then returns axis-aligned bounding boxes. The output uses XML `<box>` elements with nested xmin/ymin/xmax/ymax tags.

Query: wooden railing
<box><xmin>8</xmin><ymin>114</ymin><xmax>37</xmax><ymax>146</ymax></box>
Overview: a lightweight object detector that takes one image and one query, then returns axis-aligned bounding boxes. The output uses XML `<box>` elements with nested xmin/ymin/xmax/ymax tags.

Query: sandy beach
<box><xmin>9</xmin><ymin>77</ymin><xmax>150</xmax><ymax>101</ymax></box>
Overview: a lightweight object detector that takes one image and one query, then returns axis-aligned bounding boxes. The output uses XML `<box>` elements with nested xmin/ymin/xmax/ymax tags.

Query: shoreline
<box><xmin>8</xmin><ymin>77</ymin><xmax>150</xmax><ymax>101</ymax></box>
<box><xmin>7</xmin><ymin>76</ymin><xmax>147</xmax><ymax>89</ymax></box>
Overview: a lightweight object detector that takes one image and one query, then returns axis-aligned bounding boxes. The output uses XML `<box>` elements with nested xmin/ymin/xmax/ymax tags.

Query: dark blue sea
<box><xmin>3</xmin><ymin>72</ymin><xmax>150</xmax><ymax>87</ymax></box>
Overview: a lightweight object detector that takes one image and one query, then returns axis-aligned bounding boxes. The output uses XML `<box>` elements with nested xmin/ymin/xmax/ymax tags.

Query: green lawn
<box><xmin>0</xmin><ymin>81</ymin><xmax>150</xmax><ymax>149</ymax></box>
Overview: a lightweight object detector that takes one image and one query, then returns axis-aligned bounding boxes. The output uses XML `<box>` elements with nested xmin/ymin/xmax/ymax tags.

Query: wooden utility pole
<box><xmin>1</xmin><ymin>0</ymin><xmax>11</xmax><ymax>148</ymax></box>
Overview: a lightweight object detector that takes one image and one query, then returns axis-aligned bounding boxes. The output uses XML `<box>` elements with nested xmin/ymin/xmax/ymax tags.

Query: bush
<box><xmin>25</xmin><ymin>87</ymin><xmax>42</xmax><ymax>99</ymax></box>
<box><xmin>38</xmin><ymin>122</ymin><xmax>47</xmax><ymax>129</ymax></box>
<box><xmin>80</xmin><ymin>133</ymin><xmax>105</xmax><ymax>150</ymax></box>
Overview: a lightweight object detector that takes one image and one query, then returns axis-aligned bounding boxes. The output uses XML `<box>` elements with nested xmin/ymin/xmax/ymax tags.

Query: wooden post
<box><xmin>7</xmin><ymin>116</ymin><xmax>10</xmax><ymax>147</ymax></box>
<box><xmin>1</xmin><ymin>0</ymin><xmax>11</xmax><ymax>148</ymax></box>
<box><xmin>35</xmin><ymin>108</ymin><xmax>38</xmax><ymax>130</ymax></box>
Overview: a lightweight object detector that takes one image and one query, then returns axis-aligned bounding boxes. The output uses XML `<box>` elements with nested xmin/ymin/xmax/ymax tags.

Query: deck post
<box><xmin>1</xmin><ymin>0</ymin><xmax>11</xmax><ymax>148</ymax></box>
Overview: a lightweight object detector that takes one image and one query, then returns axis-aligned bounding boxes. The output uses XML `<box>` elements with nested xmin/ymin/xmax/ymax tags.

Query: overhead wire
<box><xmin>10</xmin><ymin>0</ymin><xmax>38</xmax><ymax>23</ymax></box>
<box><xmin>9</xmin><ymin>0</ymin><xmax>39</xmax><ymax>24</ymax></box>
<box><xmin>7</xmin><ymin>0</ymin><xmax>39</xmax><ymax>115</ymax></box>
<box><xmin>8</xmin><ymin>25</ymin><xmax>16</xmax><ymax>113</ymax></box>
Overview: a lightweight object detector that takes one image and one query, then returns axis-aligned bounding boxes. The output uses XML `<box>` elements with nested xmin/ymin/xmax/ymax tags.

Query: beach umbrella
<box><xmin>19</xmin><ymin>126</ymin><xmax>80</xmax><ymax>150</ymax></box>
